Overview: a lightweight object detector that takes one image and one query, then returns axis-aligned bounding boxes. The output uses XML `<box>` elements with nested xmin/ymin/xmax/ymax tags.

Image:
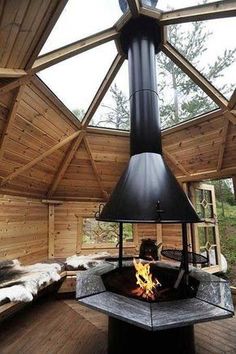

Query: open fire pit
<box><xmin>76</xmin><ymin>261</ymin><xmax>234</xmax><ymax>354</ymax></box>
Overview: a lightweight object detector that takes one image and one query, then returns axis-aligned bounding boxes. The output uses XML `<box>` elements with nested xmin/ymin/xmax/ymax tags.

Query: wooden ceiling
<box><xmin>0</xmin><ymin>0</ymin><xmax>236</xmax><ymax>201</ymax></box>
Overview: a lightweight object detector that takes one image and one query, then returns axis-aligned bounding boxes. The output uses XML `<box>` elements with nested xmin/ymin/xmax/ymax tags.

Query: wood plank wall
<box><xmin>0</xmin><ymin>195</ymin><xmax>48</xmax><ymax>264</ymax></box>
<box><xmin>0</xmin><ymin>196</ymin><xmax>183</xmax><ymax>264</ymax></box>
<box><xmin>53</xmin><ymin>202</ymin><xmax>183</xmax><ymax>259</ymax></box>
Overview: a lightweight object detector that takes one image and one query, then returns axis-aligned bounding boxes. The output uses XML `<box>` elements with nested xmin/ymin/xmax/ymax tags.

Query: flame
<box><xmin>133</xmin><ymin>258</ymin><xmax>161</xmax><ymax>300</ymax></box>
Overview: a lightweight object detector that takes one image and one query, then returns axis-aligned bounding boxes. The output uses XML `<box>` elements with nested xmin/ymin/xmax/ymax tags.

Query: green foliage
<box><xmin>210</xmin><ymin>179</ymin><xmax>236</xmax><ymax>206</ymax></box>
<box><xmin>216</xmin><ymin>201</ymin><xmax>236</xmax><ymax>285</ymax></box>
<box><xmin>158</xmin><ymin>21</ymin><xmax>236</xmax><ymax>128</ymax></box>
<box><xmin>93</xmin><ymin>21</ymin><xmax>235</xmax><ymax>130</ymax></box>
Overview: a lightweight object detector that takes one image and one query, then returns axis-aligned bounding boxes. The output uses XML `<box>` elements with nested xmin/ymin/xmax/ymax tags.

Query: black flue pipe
<box><xmin>182</xmin><ymin>223</ymin><xmax>189</xmax><ymax>285</ymax></box>
<box><xmin>118</xmin><ymin>223</ymin><xmax>123</xmax><ymax>269</ymax></box>
<box><xmin>128</xmin><ymin>28</ymin><xmax>162</xmax><ymax>156</ymax></box>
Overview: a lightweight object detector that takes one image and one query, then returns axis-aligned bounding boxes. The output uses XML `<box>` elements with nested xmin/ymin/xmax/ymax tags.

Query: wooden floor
<box><xmin>0</xmin><ymin>295</ymin><xmax>235</xmax><ymax>354</ymax></box>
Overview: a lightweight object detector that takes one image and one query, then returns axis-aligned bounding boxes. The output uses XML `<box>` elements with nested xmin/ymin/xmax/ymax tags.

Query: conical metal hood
<box><xmin>97</xmin><ymin>17</ymin><xmax>200</xmax><ymax>224</ymax></box>
<box><xmin>98</xmin><ymin>152</ymin><xmax>200</xmax><ymax>223</ymax></box>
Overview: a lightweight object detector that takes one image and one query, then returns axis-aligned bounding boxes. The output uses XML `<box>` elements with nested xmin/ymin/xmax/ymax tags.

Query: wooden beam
<box><xmin>47</xmin><ymin>131</ymin><xmax>86</xmax><ymax>198</ymax></box>
<box><xmin>32</xmin><ymin>27</ymin><xmax>119</xmax><ymax>72</ymax></box>
<box><xmin>162</xmin><ymin>42</ymin><xmax>230</xmax><ymax>110</ymax></box>
<box><xmin>83</xmin><ymin>136</ymin><xmax>108</xmax><ymax>200</ymax></box>
<box><xmin>87</xmin><ymin>126</ymin><xmax>129</xmax><ymax>137</ymax></box>
<box><xmin>0</xmin><ymin>68</ymin><xmax>26</xmax><ymax>78</ymax></box>
<box><xmin>127</xmin><ymin>0</ymin><xmax>140</xmax><ymax>17</ymax></box>
<box><xmin>139</xmin><ymin>6</ymin><xmax>162</xmax><ymax>20</ymax></box>
<box><xmin>0</xmin><ymin>86</ymin><xmax>24</xmax><ymax>160</ymax></box>
<box><xmin>160</xmin><ymin>1</ymin><xmax>236</xmax><ymax>25</ymax></box>
<box><xmin>87</xmin><ymin>109</ymin><xmax>223</xmax><ymax>138</ymax></box>
<box><xmin>223</xmin><ymin>109</ymin><xmax>236</xmax><ymax>125</ymax></box>
<box><xmin>115</xmin><ymin>10</ymin><xmax>132</xmax><ymax>31</ymax></box>
<box><xmin>42</xmin><ymin>199</ymin><xmax>63</xmax><ymax>205</ymax></box>
<box><xmin>32</xmin><ymin>76</ymin><xmax>81</xmax><ymax>130</ymax></box>
<box><xmin>25</xmin><ymin>0</ymin><xmax>69</xmax><ymax>69</ymax></box>
<box><xmin>228</xmin><ymin>89</ymin><xmax>236</xmax><ymax>110</ymax></box>
<box><xmin>82</xmin><ymin>54</ymin><xmax>124</xmax><ymax>128</ymax></box>
<box><xmin>1</xmin><ymin>130</ymin><xmax>82</xmax><ymax>187</ymax></box>
<box><xmin>179</xmin><ymin>166</ymin><xmax>236</xmax><ymax>183</ymax></box>
<box><xmin>163</xmin><ymin>148</ymin><xmax>190</xmax><ymax>176</ymax></box>
<box><xmin>45</xmin><ymin>53</ymin><xmax>124</xmax><ymax>199</ymax></box>
<box><xmin>48</xmin><ymin>204</ymin><xmax>55</xmax><ymax>259</ymax></box>
<box><xmin>0</xmin><ymin>74</ymin><xmax>34</xmax><ymax>96</ymax></box>
<box><xmin>162</xmin><ymin>109</ymin><xmax>223</xmax><ymax>136</ymax></box>
<box><xmin>217</xmin><ymin>119</ymin><xmax>229</xmax><ymax>172</ymax></box>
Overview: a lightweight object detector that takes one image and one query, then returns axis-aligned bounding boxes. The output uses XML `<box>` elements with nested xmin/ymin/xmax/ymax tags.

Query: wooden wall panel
<box><xmin>0</xmin><ymin>195</ymin><xmax>48</xmax><ymax>264</ymax></box>
<box><xmin>0</xmin><ymin>0</ymin><xmax>65</xmax><ymax>69</ymax></box>
<box><xmin>53</xmin><ymin>201</ymin><xmax>182</xmax><ymax>259</ymax></box>
<box><xmin>162</xmin><ymin>224</ymin><xmax>182</xmax><ymax>249</ymax></box>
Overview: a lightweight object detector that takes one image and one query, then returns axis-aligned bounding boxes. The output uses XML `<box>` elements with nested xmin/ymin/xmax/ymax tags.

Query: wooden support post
<box><xmin>233</xmin><ymin>176</ymin><xmax>236</xmax><ymax>201</ymax></box>
<box><xmin>75</xmin><ymin>215</ymin><xmax>83</xmax><ymax>254</ymax></box>
<box><xmin>48</xmin><ymin>204</ymin><xmax>55</xmax><ymax>259</ymax></box>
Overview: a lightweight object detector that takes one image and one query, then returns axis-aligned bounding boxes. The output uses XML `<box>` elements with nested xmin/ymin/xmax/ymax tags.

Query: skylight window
<box><xmin>156</xmin><ymin>52</ymin><xmax>218</xmax><ymax>129</ymax></box>
<box><xmin>154</xmin><ymin>0</ymin><xmax>223</xmax><ymax>12</ymax></box>
<box><xmin>168</xmin><ymin>18</ymin><xmax>236</xmax><ymax>100</ymax></box>
<box><xmin>40</xmin><ymin>0</ymin><xmax>123</xmax><ymax>55</ymax></box>
<box><xmin>38</xmin><ymin>42</ymin><xmax>117</xmax><ymax>120</ymax></box>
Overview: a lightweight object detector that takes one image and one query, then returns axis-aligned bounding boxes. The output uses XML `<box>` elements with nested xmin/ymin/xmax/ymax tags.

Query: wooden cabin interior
<box><xmin>0</xmin><ymin>1</ymin><xmax>236</xmax><ymax>353</ymax></box>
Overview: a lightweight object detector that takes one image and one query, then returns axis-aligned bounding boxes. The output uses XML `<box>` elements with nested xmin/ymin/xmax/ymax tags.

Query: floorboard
<box><xmin>0</xmin><ymin>295</ymin><xmax>235</xmax><ymax>354</ymax></box>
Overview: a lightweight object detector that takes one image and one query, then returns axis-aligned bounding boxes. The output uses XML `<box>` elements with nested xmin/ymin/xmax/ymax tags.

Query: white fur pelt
<box><xmin>65</xmin><ymin>252</ymin><xmax>111</xmax><ymax>270</ymax></box>
<box><xmin>0</xmin><ymin>261</ymin><xmax>62</xmax><ymax>303</ymax></box>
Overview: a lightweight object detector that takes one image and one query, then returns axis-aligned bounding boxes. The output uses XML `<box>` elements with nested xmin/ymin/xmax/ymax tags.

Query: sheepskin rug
<box><xmin>0</xmin><ymin>260</ymin><xmax>62</xmax><ymax>303</ymax></box>
<box><xmin>65</xmin><ymin>252</ymin><xmax>111</xmax><ymax>270</ymax></box>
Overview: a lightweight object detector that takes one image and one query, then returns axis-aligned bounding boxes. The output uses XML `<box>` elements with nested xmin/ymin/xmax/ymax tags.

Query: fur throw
<box><xmin>65</xmin><ymin>252</ymin><xmax>111</xmax><ymax>270</ymax></box>
<box><xmin>0</xmin><ymin>260</ymin><xmax>62</xmax><ymax>303</ymax></box>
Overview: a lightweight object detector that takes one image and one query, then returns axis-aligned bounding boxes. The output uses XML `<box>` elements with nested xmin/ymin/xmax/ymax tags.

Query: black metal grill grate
<box><xmin>161</xmin><ymin>249</ymin><xmax>208</xmax><ymax>264</ymax></box>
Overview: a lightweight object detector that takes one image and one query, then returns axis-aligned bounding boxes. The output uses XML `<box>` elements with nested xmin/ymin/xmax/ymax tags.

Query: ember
<box><xmin>133</xmin><ymin>259</ymin><xmax>161</xmax><ymax>300</ymax></box>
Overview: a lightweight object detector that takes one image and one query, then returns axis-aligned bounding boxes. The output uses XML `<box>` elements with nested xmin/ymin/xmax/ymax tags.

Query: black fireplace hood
<box><xmin>97</xmin><ymin>16</ymin><xmax>200</xmax><ymax>224</ymax></box>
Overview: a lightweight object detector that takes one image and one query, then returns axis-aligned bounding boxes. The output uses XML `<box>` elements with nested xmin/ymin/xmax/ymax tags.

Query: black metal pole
<box><xmin>182</xmin><ymin>223</ymin><xmax>189</xmax><ymax>285</ymax></box>
<box><xmin>118</xmin><ymin>222</ymin><xmax>123</xmax><ymax>269</ymax></box>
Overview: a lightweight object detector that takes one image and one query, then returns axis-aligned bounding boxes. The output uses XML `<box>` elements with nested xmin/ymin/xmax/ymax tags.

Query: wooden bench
<box><xmin>0</xmin><ymin>270</ymin><xmax>68</xmax><ymax>323</ymax></box>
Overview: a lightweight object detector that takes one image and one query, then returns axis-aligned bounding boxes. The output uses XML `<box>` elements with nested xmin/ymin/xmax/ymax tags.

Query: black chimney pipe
<box><xmin>96</xmin><ymin>17</ymin><xmax>200</xmax><ymax>224</ymax></box>
<box><xmin>128</xmin><ymin>28</ymin><xmax>162</xmax><ymax>156</ymax></box>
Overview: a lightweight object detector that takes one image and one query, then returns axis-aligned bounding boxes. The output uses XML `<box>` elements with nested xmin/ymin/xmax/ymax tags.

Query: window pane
<box><xmin>82</xmin><ymin>218</ymin><xmax>133</xmax><ymax>244</ymax></box>
<box><xmin>156</xmin><ymin>52</ymin><xmax>218</xmax><ymax>129</ymax></box>
<box><xmin>204</xmin><ymin>190</ymin><xmax>212</xmax><ymax>203</ymax></box>
<box><xmin>168</xmin><ymin>18</ymin><xmax>236</xmax><ymax>100</ymax></box>
<box><xmin>196</xmin><ymin>203</ymin><xmax>204</xmax><ymax>219</ymax></box>
<box><xmin>198</xmin><ymin>227</ymin><xmax>206</xmax><ymax>247</ymax></box>
<box><xmin>90</xmin><ymin>61</ymin><xmax>130</xmax><ymax>130</ymax></box>
<box><xmin>38</xmin><ymin>42</ymin><xmax>117</xmax><ymax>120</ymax></box>
<box><xmin>205</xmin><ymin>205</ymin><xmax>213</xmax><ymax>219</ymax></box>
<box><xmin>155</xmin><ymin>0</ymin><xmax>223</xmax><ymax>12</ymax></box>
<box><xmin>208</xmin><ymin>227</ymin><xmax>216</xmax><ymax>245</ymax></box>
<box><xmin>40</xmin><ymin>0</ymin><xmax>122</xmax><ymax>55</ymax></box>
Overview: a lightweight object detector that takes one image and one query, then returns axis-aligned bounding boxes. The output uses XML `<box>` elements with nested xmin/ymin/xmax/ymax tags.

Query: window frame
<box><xmin>77</xmin><ymin>216</ymin><xmax>138</xmax><ymax>252</ymax></box>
